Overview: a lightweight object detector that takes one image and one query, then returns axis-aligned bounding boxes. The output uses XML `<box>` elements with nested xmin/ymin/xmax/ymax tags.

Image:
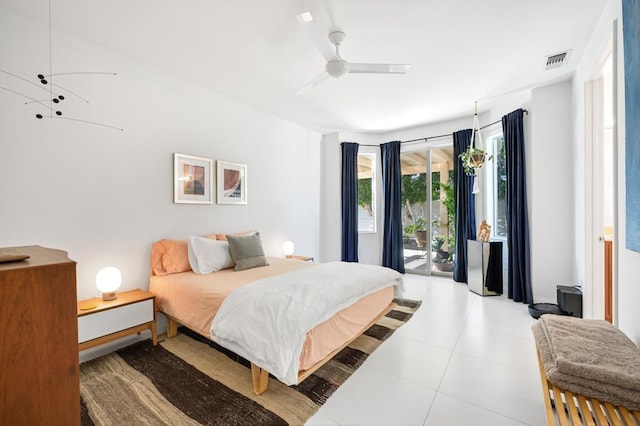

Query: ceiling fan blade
<box><xmin>348</xmin><ymin>63</ymin><xmax>411</xmax><ymax>74</ymax></box>
<box><xmin>296</xmin><ymin>71</ymin><xmax>331</xmax><ymax>95</ymax></box>
<box><xmin>296</xmin><ymin>12</ymin><xmax>335</xmax><ymax>62</ymax></box>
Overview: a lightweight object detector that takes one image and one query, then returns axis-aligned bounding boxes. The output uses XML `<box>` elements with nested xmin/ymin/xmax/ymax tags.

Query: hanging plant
<box><xmin>459</xmin><ymin>147</ymin><xmax>493</xmax><ymax>176</ymax></box>
<box><xmin>458</xmin><ymin>102</ymin><xmax>494</xmax><ymax>187</ymax></box>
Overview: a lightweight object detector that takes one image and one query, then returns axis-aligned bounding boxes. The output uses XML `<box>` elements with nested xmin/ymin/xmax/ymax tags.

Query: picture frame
<box><xmin>173</xmin><ymin>153</ymin><xmax>213</xmax><ymax>204</ymax></box>
<box><xmin>217</xmin><ymin>160</ymin><xmax>247</xmax><ymax>205</ymax></box>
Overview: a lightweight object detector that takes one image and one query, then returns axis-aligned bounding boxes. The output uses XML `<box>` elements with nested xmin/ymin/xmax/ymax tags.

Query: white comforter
<box><xmin>210</xmin><ymin>261</ymin><xmax>403</xmax><ymax>385</ymax></box>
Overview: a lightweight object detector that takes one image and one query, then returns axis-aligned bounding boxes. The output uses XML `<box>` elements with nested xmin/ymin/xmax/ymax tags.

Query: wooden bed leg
<box><xmin>251</xmin><ymin>363</ymin><xmax>269</xmax><ymax>395</ymax></box>
<box><xmin>166</xmin><ymin>317</ymin><xmax>178</xmax><ymax>338</ymax></box>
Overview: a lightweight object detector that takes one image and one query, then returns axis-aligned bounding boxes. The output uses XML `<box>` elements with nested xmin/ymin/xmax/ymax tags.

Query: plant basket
<box><xmin>468</xmin><ymin>153</ymin><xmax>486</xmax><ymax>168</ymax></box>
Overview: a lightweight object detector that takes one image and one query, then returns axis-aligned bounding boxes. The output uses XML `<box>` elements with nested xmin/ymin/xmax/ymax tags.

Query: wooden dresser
<box><xmin>0</xmin><ymin>246</ymin><xmax>80</xmax><ymax>426</ymax></box>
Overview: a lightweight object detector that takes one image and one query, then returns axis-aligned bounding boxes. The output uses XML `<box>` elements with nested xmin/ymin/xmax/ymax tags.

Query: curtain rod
<box><xmin>357</xmin><ymin>108</ymin><xmax>528</xmax><ymax>147</ymax></box>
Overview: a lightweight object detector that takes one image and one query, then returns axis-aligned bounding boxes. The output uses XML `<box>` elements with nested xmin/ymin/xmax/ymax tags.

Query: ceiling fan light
<box><xmin>389</xmin><ymin>64</ymin><xmax>410</xmax><ymax>73</ymax></box>
<box><xmin>326</xmin><ymin>59</ymin><xmax>349</xmax><ymax>78</ymax></box>
<box><xmin>298</xmin><ymin>12</ymin><xmax>313</xmax><ymax>23</ymax></box>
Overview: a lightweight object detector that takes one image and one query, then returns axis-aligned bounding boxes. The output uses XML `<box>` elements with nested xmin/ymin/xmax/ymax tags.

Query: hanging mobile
<box><xmin>0</xmin><ymin>0</ymin><xmax>122</xmax><ymax>131</ymax></box>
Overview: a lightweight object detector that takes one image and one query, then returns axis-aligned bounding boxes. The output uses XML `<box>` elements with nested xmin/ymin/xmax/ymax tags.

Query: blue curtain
<box><xmin>502</xmin><ymin>109</ymin><xmax>532</xmax><ymax>303</ymax></box>
<box><xmin>380</xmin><ymin>141</ymin><xmax>405</xmax><ymax>273</ymax></box>
<box><xmin>453</xmin><ymin>129</ymin><xmax>476</xmax><ymax>282</ymax></box>
<box><xmin>341</xmin><ymin>142</ymin><xmax>359</xmax><ymax>262</ymax></box>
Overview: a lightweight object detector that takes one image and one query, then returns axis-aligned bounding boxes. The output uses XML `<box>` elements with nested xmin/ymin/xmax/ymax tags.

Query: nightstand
<box><xmin>78</xmin><ymin>289</ymin><xmax>157</xmax><ymax>351</ymax></box>
<box><xmin>288</xmin><ymin>255</ymin><xmax>314</xmax><ymax>262</ymax></box>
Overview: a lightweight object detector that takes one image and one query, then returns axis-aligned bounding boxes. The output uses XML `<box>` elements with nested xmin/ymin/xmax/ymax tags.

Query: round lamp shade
<box><xmin>96</xmin><ymin>266</ymin><xmax>122</xmax><ymax>300</ymax></box>
<box><xmin>326</xmin><ymin>59</ymin><xmax>349</xmax><ymax>78</ymax></box>
<box><xmin>283</xmin><ymin>241</ymin><xmax>295</xmax><ymax>257</ymax></box>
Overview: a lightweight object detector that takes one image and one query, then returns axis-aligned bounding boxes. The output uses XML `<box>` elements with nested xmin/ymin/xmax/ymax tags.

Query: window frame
<box><xmin>484</xmin><ymin>129</ymin><xmax>508</xmax><ymax>241</ymax></box>
<box><xmin>357</xmin><ymin>152</ymin><xmax>377</xmax><ymax>234</ymax></box>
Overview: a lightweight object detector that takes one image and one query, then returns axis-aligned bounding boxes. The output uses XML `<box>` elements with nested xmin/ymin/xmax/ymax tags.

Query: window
<box><xmin>486</xmin><ymin>133</ymin><xmax>507</xmax><ymax>238</ymax></box>
<box><xmin>357</xmin><ymin>153</ymin><xmax>376</xmax><ymax>232</ymax></box>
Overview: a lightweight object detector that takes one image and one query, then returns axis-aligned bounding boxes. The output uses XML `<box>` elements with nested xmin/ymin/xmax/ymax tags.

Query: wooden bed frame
<box><xmin>536</xmin><ymin>351</ymin><xmax>640</xmax><ymax>425</ymax></box>
<box><xmin>163</xmin><ymin>302</ymin><xmax>396</xmax><ymax>395</ymax></box>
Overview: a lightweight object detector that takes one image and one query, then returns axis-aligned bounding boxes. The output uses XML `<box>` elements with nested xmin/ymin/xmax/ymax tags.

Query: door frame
<box><xmin>401</xmin><ymin>138</ymin><xmax>454</xmax><ymax>276</ymax></box>
<box><xmin>584</xmin><ymin>76</ymin><xmax>605</xmax><ymax>320</ymax></box>
<box><xmin>583</xmin><ymin>22</ymin><xmax>618</xmax><ymax>323</ymax></box>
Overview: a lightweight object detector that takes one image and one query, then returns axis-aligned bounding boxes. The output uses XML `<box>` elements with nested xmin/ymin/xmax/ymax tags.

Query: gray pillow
<box><xmin>227</xmin><ymin>232</ymin><xmax>269</xmax><ymax>271</ymax></box>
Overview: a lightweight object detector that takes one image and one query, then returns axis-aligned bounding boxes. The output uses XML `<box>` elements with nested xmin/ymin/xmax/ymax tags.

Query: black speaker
<box><xmin>557</xmin><ymin>285</ymin><xmax>583</xmax><ymax>318</ymax></box>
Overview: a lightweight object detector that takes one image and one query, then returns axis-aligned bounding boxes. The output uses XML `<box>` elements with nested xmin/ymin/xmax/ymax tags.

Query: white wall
<box><xmin>0</xmin><ymin>8</ymin><xmax>321</xmax><ymax>303</ymax></box>
<box><xmin>529</xmin><ymin>81</ymin><xmax>575</xmax><ymax>302</ymax></box>
<box><xmin>320</xmin><ymin>133</ymin><xmax>341</xmax><ymax>263</ymax></box>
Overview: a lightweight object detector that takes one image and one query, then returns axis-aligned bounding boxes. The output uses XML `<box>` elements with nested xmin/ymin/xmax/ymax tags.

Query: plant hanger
<box><xmin>459</xmin><ymin>101</ymin><xmax>492</xmax><ymax>194</ymax></box>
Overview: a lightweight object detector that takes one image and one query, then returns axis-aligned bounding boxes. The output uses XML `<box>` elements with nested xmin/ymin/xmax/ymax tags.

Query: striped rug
<box><xmin>80</xmin><ymin>298</ymin><xmax>421</xmax><ymax>425</ymax></box>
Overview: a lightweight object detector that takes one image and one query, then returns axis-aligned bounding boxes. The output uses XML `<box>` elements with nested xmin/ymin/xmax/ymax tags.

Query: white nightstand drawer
<box><xmin>78</xmin><ymin>299</ymin><xmax>153</xmax><ymax>343</ymax></box>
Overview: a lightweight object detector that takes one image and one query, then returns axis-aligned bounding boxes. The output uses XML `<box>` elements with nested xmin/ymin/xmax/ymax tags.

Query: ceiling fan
<box><xmin>296</xmin><ymin>12</ymin><xmax>410</xmax><ymax>94</ymax></box>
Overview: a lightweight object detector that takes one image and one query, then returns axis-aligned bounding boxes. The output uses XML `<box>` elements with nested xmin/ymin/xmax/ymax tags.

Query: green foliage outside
<box><xmin>401</xmin><ymin>170</ymin><xmax>456</xmax><ymax>250</ymax></box>
<box><xmin>438</xmin><ymin>181</ymin><xmax>455</xmax><ymax>231</ymax></box>
<box><xmin>358</xmin><ymin>178</ymin><xmax>372</xmax><ymax>216</ymax></box>
<box><xmin>496</xmin><ymin>136</ymin><xmax>506</xmax><ymax>200</ymax></box>
<box><xmin>361</xmin><ymin>161</ymin><xmax>458</xmax><ymax>266</ymax></box>
<box><xmin>401</xmin><ymin>173</ymin><xmax>425</xmax><ymax>235</ymax></box>
<box><xmin>431</xmin><ymin>172</ymin><xmax>440</xmax><ymax>200</ymax></box>
<box><xmin>401</xmin><ymin>173</ymin><xmax>427</xmax><ymax>209</ymax></box>
<box><xmin>404</xmin><ymin>216</ymin><xmax>426</xmax><ymax>234</ymax></box>
<box><xmin>436</xmin><ymin>178</ymin><xmax>456</xmax><ymax>255</ymax></box>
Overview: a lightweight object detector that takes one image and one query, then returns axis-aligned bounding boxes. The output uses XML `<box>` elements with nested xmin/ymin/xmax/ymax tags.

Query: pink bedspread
<box><xmin>150</xmin><ymin>257</ymin><xmax>310</xmax><ymax>335</ymax></box>
<box><xmin>149</xmin><ymin>257</ymin><xmax>394</xmax><ymax>371</ymax></box>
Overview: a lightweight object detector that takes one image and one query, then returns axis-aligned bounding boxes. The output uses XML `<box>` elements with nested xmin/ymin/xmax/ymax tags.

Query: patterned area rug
<box><xmin>80</xmin><ymin>298</ymin><xmax>421</xmax><ymax>425</ymax></box>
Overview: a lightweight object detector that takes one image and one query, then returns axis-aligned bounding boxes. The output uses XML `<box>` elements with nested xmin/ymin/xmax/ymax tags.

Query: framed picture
<box><xmin>173</xmin><ymin>153</ymin><xmax>213</xmax><ymax>204</ymax></box>
<box><xmin>217</xmin><ymin>160</ymin><xmax>247</xmax><ymax>205</ymax></box>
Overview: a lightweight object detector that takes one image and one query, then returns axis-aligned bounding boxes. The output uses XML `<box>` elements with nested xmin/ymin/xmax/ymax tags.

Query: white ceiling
<box><xmin>3</xmin><ymin>0</ymin><xmax>607</xmax><ymax>134</ymax></box>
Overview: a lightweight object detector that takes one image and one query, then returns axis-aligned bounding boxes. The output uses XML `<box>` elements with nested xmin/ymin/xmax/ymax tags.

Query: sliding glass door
<box><xmin>401</xmin><ymin>144</ymin><xmax>455</xmax><ymax>275</ymax></box>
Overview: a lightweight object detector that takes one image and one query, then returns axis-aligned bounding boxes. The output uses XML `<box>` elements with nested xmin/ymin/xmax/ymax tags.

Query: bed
<box><xmin>148</xmin><ymin>235</ymin><xmax>402</xmax><ymax>395</ymax></box>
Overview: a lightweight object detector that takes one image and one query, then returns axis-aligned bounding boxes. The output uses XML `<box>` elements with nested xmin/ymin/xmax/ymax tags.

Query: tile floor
<box><xmin>306</xmin><ymin>274</ymin><xmax>546</xmax><ymax>426</ymax></box>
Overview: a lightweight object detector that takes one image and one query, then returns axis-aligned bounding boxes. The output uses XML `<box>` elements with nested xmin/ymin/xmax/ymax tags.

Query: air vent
<box><xmin>545</xmin><ymin>50</ymin><xmax>572</xmax><ymax>70</ymax></box>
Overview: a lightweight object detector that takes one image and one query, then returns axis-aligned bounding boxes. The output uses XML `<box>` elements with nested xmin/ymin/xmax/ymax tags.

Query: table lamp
<box><xmin>283</xmin><ymin>241</ymin><xmax>295</xmax><ymax>258</ymax></box>
<box><xmin>96</xmin><ymin>266</ymin><xmax>122</xmax><ymax>301</ymax></box>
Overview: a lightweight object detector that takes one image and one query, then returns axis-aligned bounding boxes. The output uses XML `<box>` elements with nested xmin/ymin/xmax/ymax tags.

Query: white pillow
<box><xmin>187</xmin><ymin>236</ymin><xmax>234</xmax><ymax>274</ymax></box>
